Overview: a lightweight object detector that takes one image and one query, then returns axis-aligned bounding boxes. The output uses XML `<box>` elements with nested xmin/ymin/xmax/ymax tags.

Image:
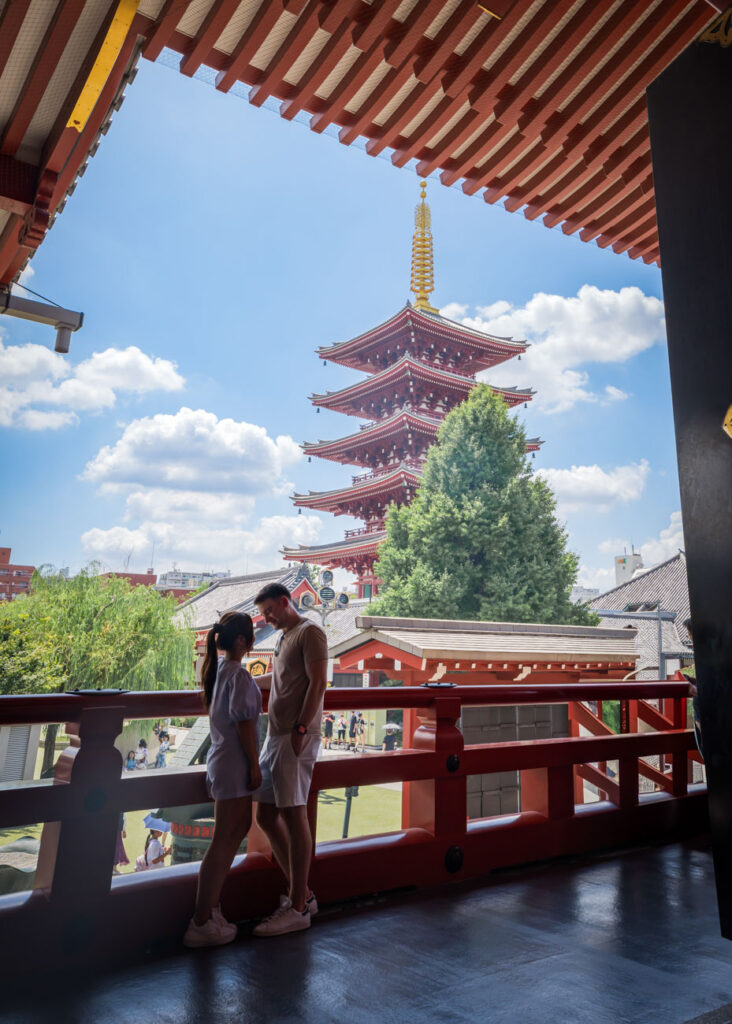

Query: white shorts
<box><xmin>256</xmin><ymin>732</ymin><xmax>320</xmax><ymax>808</ymax></box>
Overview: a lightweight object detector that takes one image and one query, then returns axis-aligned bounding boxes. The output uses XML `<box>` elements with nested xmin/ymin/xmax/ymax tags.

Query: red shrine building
<box><xmin>282</xmin><ymin>183</ymin><xmax>541</xmax><ymax>598</ymax></box>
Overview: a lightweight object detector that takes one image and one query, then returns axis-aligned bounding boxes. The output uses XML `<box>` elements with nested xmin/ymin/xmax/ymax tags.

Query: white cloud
<box><xmin>441</xmin><ymin>285</ymin><xmax>665</xmax><ymax>413</ymax></box>
<box><xmin>576</xmin><ymin>564</ymin><xmax>616</xmax><ymax>592</ymax></box>
<box><xmin>599</xmin><ymin>511</ymin><xmax>684</xmax><ymax>567</ymax></box>
<box><xmin>83</xmin><ymin>407</ymin><xmax>301</xmax><ymax>495</ymax></box>
<box><xmin>537</xmin><ymin>459</ymin><xmax>650</xmax><ymax>514</ymax></box>
<box><xmin>81</xmin><ymin>408</ymin><xmax>312</xmax><ymax>573</ymax></box>
<box><xmin>17</xmin><ymin>264</ymin><xmax>35</xmax><ymax>286</ymax></box>
<box><xmin>0</xmin><ymin>340</ymin><xmax>184</xmax><ymax>429</ymax></box>
<box><xmin>82</xmin><ymin>512</ymin><xmax>322</xmax><ymax>575</ymax></box>
<box><xmin>642</xmin><ymin>510</ymin><xmax>684</xmax><ymax>564</ymax></box>
<box><xmin>582</xmin><ymin>511</ymin><xmax>685</xmax><ymax>598</ymax></box>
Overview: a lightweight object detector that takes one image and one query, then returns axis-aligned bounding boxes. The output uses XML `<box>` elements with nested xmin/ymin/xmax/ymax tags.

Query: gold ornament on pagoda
<box><xmin>410</xmin><ymin>180</ymin><xmax>438</xmax><ymax>313</ymax></box>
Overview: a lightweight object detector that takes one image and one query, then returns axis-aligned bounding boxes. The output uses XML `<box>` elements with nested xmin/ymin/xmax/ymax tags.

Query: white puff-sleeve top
<box><xmin>206</xmin><ymin>657</ymin><xmax>262</xmax><ymax>800</ymax></box>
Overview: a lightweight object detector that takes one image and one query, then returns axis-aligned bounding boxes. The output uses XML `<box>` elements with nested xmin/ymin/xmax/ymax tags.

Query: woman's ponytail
<box><xmin>199</xmin><ymin>611</ymin><xmax>255</xmax><ymax>709</ymax></box>
<box><xmin>201</xmin><ymin>626</ymin><xmax>220</xmax><ymax>709</ymax></box>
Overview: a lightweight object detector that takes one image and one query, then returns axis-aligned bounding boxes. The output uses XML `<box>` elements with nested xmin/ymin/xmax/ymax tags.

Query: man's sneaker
<box><xmin>253</xmin><ymin>898</ymin><xmax>311</xmax><ymax>937</ymax></box>
<box><xmin>183</xmin><ymin>913</ymin><xmax>237</xmax><ymax>948</ymax></box>
<box><xmin>279</xmin><ymin>892</ymin><xmax>318</xmax><ymax>917</ymax></box>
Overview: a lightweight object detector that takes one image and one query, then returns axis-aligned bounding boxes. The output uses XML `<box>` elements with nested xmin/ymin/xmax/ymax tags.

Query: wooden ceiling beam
<box><xmin>142</xmin><ymin>0</ymin><xmax>184</xmax><ymax>63</ymax></box>
<box><xmin>455</xmin><ymin>0</ymin><xmax>617</xmax><ymax>192</ymax></box>
<box><xmin>249</xmin><ymin>0</ymin><xmax>325</xmax><ymax>108</ymax></box>
<box><xmin>351</xmin><ymin>0</ymin><xmax>401</xmax><ymax>51</ymax></box>
<box><xmin>549</xmin><ymin>127</ymin><xmax>650</xmax><ymax>230</ymax></box>
<box><xmin>0</xmin><ymin>155</ymin><xmax>37</xmax><ymax>215</ymax></box>
<box><xmin>505</xmin><ymin>96</ymin><xmax>647</xmax><ymax>214</ymax></box>
<box><xmin>179</xmin><ymin>0</ymin><xmax>241</xmax><ymax>77</ymax></box>
<box><xmin>612</xmin><ymin>215</ymin><xmax>658</xmax><ymax>255</ymax></box>
<box><xmin>438</xmin><ymin>0</ymin><xmax>576</xmax><ymax>187</ymax></box>
<box><xmin>215</xmin><ymin>0</ymin><xmax>289</xmax><ymax>94</ymax></box>
<box><xmin>383</xmin><ymin>1</ymin><xmax>439</xmax><ymax>71</ymax></box>
<box><xmin>581</xmin><ymin>184</ymin><xmax>655</xmax><ymax>243</ymax></box>
<box><xmin>339</xmin><ymin>54</ymin><xmax>419</xmax><ymax>146</ymax></box>
<box><xmin>546</xmin><ymin>154</ymin><xmax>649</xmax><ymax>233</ymax></box>
<box><xmin>309</xmin><ymin>32</ymin><xmax>389</xmax><ymax>133</ymax></box>
<box><xmin>0</xmin><ymin>0</ymin><xmax>33</xmax><ymax>81</ymax></box>
<box><xmin>413</xmin><ymin>1</ymin><xmax>484</xmax><ymax>85</ymax></box>
<box><xmin>1</xmin><ymin>0</ymin><xmax>87</xmax><ymax>158</ymax></box>
<box><xmin>280</xmin><ymin>13</ymin><xmax>355</xmax><ymax>120</ymax></box>
<box><xmin>392</xmin><ymin>0</ymin><xmax>529</xmax><ymax>171</ymax></box>
<box><xmin>513</xmin><ymin>0</ymin><xmax>656</xmax><ymax>141</ymax></box>
<box><xmin>365</xmin><ymin>79</ymin><xmax>435</xmax><ymax>157</ymax></box>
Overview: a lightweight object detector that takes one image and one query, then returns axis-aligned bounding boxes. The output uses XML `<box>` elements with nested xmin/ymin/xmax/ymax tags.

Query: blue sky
<box><xmin>0</xmin><ymin>56</ymin><xmax>681</xmax><ymax>593</ymax></box>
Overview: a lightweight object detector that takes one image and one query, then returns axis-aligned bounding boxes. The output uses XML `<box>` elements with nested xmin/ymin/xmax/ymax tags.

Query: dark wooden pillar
<box><xmin>647</xmin><ymin>10</ymin><xmax>732</xmax><ymax>938</ymax></box>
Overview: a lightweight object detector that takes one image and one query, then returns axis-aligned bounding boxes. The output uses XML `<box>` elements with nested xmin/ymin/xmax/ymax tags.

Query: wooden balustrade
<box><xmin>0</xmin><ymin>681</ymin><xmax>706</xmax><ymax>976</ymax></box>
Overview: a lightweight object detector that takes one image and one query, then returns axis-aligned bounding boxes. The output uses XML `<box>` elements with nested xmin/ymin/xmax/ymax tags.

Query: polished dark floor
<box><xmin>5</xmin><ymin>840</ymin><xmax>732</xmax><ymax>1024</ymax></box>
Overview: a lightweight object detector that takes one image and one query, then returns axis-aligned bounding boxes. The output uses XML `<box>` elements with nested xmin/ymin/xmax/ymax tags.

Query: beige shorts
<box><xmin>256</xmin><ymin>732</ymin><xmax>320</xmax><ymax>808</ymax></box>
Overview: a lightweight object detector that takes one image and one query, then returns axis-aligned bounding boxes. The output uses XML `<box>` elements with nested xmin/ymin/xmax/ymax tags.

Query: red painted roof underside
<box><xmin>0</xmin><ymin>0</ymin><xmax>721</xmax><ymax>287</ymax></box>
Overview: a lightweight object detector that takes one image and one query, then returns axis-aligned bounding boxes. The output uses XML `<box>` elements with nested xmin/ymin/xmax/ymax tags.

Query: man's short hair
<box><xmin>254</xmin><ymin>582</ymin><xmax>292</xmax><ymax>604</ymax></box>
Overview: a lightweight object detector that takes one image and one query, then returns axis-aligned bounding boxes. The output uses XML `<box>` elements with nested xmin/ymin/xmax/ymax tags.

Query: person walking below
<box><xmin>348</xmin><ymin>711</ymin><xmax>358</xmax><ymax>752</ymax></box>
<box><xmin>322</xmin><ymin>712</ymin><xmax>335</xmax><ymax>751</ymax></box>
<box><xmin>183</xmin><ymin>611</ymin><xmax>262</xmax><ymax>949</ymax></box>
<box><xmin>252</xmin><ymin>583</ymin><xmax>328</xmax><ymax>936</ymax></box>
<box><xmin>337</xmin><ymin>714</ymin><xmax>347</xmax><ymax>748</ymax></box>
<box><xmin>355</xmin><ymin>713</ymin><xmax>366</xmax><ymax>754</ymax></box>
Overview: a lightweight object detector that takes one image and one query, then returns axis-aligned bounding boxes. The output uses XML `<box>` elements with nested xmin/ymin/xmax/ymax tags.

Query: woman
<box><xmin>183</xmin><ymin>611</ymin><xmax>262</xmax><ymax>949</ymax></box>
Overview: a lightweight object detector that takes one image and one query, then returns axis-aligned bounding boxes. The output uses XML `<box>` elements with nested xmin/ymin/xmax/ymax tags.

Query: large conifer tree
<box><xmin>372</xmin><ymin>386</ymin><xmax>596</xmax><ymax>625</ymax></box>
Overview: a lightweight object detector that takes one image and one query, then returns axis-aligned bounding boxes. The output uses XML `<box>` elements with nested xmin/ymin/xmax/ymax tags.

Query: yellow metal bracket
<box><xmin>698</xmin><ymin>7</ymin><xmax>732</xmax><ymax>47</ymax></box>
<box><xmin>66</xmin><ymin>0</ymin><xmax>140</xmax><ymax>133</ymax></box>
<box><xmin>722</xmin><ymin>404</ymin><xmax>732</xmax><ymax>439</ymax></box>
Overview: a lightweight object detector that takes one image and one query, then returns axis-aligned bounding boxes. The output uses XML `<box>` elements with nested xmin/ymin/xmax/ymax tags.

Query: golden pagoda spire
<box><xmin>410</xmin><ymin>180</ymin><xmax>438</xmax><ymax>313</ymax></box>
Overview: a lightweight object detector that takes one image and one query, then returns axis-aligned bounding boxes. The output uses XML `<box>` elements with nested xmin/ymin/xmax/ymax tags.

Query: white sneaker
<box><xmin>253</xmin><ymin>898</ymin><xmax>311</xmax><ymax>937</ymax></box>
<box><xmin>183</xmin><ymin>913</ymin><xmax>237</xmax><ymax>948</ymax></box>
<box><xmin>279</xmin><ymin>892</ymin><xmax>318</xmax><ymax>916</ymax></box>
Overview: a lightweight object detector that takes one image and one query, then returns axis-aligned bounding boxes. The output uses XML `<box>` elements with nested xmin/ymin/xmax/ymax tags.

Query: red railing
<box><xmin>0</xmin><ymin>681</ymin><xmax>706</xmax><ymax>975</ymax></box>
<box><xmin>343</xmin><ymin>523</ymin><xmax>385</xmax><ymax>538</ymax></box>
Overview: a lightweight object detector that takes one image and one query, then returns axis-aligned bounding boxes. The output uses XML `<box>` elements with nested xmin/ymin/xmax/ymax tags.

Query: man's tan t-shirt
<box><xmin>268</xmin><ymin>617</ymin><xmax>328</xmax><ymax>736</ymax></box>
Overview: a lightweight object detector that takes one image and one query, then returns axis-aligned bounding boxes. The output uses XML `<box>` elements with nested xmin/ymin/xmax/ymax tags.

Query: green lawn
<box><xmin>316</xmin><ymin>786</ymin><xmax>401</xmax><ymax>843</ymax></box>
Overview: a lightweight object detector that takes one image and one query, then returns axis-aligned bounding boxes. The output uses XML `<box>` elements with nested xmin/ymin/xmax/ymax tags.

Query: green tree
<box><xmin>0</xmin><ymin>566</ymin><xmax>195</xmax><ymax>772</ymax></box>
<box><xmin>372</xmin><ymin>386</ymin><xmax>597</xmax><ymax>625</ymax></box>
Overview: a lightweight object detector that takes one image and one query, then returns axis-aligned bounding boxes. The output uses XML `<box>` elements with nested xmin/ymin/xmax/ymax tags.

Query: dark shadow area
<box><xmin>2</xmin><ymin>839</ymin><xmax>731</xmax><ymax>1024</ymax></box>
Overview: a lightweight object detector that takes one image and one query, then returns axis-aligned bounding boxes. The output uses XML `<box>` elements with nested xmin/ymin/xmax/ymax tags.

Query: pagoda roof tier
<box><xmin>282</xmin><ymin>531</ymin><xmax>385</xmax><ymax>573</ymax></box>
<box><xmin>310</xmin><ymin>353</ymin><xmax>535</xmax><ymax>420</ymax></box>
<box><xmin>293</xmin><ymin>464</ymin><xmax>422</xmax><ymax>517</ymax></box>
<box><xmin>317</xmin><ymin>305</ymin><xmax>528</xmax><ymax>375</ymax></box>
<box><xmin>304</xmin><ymin>409</ymin><xmax>442</xmax><ymax>468</ymax></box>
<box><xmin>526</xmin><ymin>437</ymin><xmax>544</xmax><ymax>453</ymax></box>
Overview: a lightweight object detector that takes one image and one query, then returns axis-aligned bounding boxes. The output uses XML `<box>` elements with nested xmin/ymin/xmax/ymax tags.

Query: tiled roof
<box><xmin>590</xmin><ymin>552</ymin><xmax>691</xmax><ymax>644</ymax></box>
<box><xmin>175</xmin><ymin>566</ymin><xmax>310</xmax><ymax>631</ymax></box>
<box><xmin>594</xmin><ymin>612</ymin><xmax>692</xmax><ymax>680</ymax></box>
<box><xmin>329</xmin><ymin>615</ymin><xmax>638</xmax><ymax>665</ymax></box>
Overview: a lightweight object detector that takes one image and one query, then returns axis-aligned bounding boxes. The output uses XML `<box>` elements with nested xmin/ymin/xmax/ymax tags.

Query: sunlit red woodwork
<box><xmin>283</xmin><ymin>183</ymin><xmax>536</xmax><ymax>595</ymax></box>
<box><xmin>0</xmin><ymin>676</ymin><xmax>704</xmax><ymax>976</ymax></box>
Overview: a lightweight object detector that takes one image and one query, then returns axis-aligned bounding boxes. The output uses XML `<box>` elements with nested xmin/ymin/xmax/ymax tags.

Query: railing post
<box><xmin>520</xmin><ymin>765</ymin><xmax>574</xmax><ymax>819</ymax></box>
<box><xmin>405</xmin><ymin>696</ymin><xmax>465</xmax><ymax>837</ymax></box>
<box><xmin>619</xmin><ymin>757</ymin><xmax>639</xmax><ymax>808</ymax></box>
<box><xmin>40</xmin><ymin>703</ymin><xmax>124</xmax><ymax>911</ymax></box>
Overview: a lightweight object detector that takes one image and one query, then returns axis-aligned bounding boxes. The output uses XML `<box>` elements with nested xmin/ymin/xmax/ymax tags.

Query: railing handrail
<box><xmin>0</xmin><ymin>680</ymin><xmax>692</xmax><ymax>726</ymax></box>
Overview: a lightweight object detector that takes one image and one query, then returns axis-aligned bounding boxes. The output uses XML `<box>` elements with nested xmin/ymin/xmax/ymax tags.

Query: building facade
<box><xmin>0</xmin><ymin>548</ymin><xmax>35</xmax><ymax>602</ymax></box>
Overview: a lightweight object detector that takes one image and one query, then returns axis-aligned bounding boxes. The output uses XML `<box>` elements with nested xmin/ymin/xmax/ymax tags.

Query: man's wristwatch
<box><xmin>295</xmin><ymin>723</ymin><xmax>307</xmax><ymax>736</ymax></box>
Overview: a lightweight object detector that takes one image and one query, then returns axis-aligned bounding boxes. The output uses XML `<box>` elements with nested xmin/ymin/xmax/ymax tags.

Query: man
<box><xmin>348</xmin><ymin>710</ymin><xmax>358</xmax><ymax>751</ymax></box>
<box><xmin>252</xmin><ymin>582</ymin><xmax>328</xmax><ymax>936</ymax></box>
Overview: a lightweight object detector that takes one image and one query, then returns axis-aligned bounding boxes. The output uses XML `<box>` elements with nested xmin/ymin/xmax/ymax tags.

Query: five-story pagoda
<box><xmin>282</xmin><ymin>183</ymin><xmax>541</xmax><ymax>599</ymax></box>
